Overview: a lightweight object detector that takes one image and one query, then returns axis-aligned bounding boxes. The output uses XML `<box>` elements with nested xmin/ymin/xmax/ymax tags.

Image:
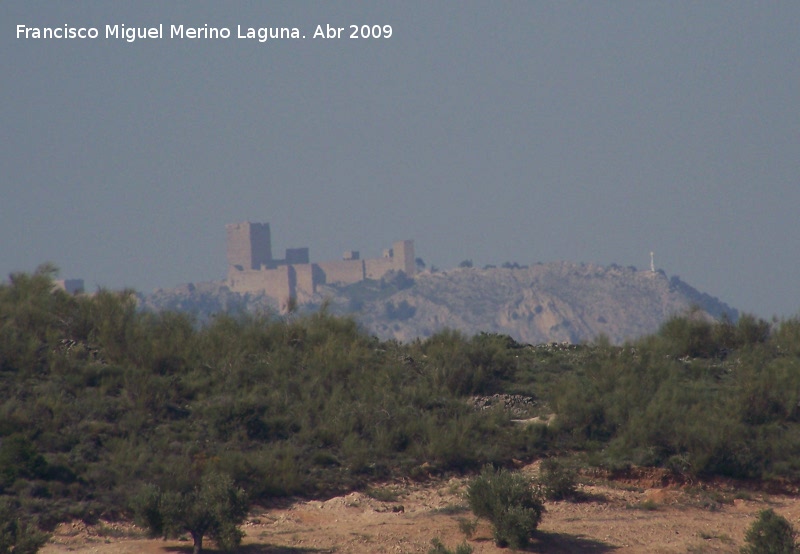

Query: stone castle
<box><xmin>226</xmin><ymin>222</ymin><xmax>415</xmax><ymax>301</ymax></box>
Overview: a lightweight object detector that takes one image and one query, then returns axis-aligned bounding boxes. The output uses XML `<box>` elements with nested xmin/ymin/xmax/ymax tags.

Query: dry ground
<box><xmin>41</xmin><ymin>463</ymin><xmax>800</xmax><ymax>554</ymax></box>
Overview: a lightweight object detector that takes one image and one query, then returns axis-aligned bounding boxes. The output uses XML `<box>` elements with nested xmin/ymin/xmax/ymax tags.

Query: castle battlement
<box><xmin>225</xmin><ymin>222</ymin><xmax>414</xmax><ymax>303</ymax></box>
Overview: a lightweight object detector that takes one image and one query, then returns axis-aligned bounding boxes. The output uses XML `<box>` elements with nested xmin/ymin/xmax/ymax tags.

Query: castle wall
<box><xmin>293</xmin><ymin>264</ymin><xmax>315</xmax><ymax>296</ymax></box>
<box><xmin>364</xmin><ymin>257</ymin><xmax>395</xmax><ymax>279</ymax></box>
<box><xmin>316</xmin><ymin>260</ymin><xmax>365</xmax><ymax>285</ymax></box>
<box><xmin>227</xmin><ymin>265</ymin><xmax>292</xmax><ymax>299</ymax></box>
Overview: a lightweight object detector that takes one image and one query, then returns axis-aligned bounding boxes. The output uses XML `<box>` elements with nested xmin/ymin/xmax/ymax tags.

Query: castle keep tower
<box><xmin>393</xmin><ymin>240</ymin><xmax>415</xmax><ymax>276</ymax></box>
<box><xmin>226</xmin><ymin>222</ymin><xmax>272</xmax><ymax>270</ymax></box>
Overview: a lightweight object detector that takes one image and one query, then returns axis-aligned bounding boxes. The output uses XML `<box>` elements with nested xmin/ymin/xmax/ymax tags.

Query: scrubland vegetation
<box><xmin>2</xmin><ymin>265</ymin><xmax>800</xmax><ymax>551</ymax></box>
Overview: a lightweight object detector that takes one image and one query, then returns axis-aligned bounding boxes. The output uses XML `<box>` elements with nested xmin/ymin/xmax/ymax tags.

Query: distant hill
<box><xmin>140</xmin><ymin>261</ymin><xmax>737</xmax><ymax>345</ymax></box>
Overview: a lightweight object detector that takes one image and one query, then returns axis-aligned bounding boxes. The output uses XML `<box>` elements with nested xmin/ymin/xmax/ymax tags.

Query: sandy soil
<box><xmin>41</xmin><ymin>464</ymin><xmax>800</xmax><ymax>554</ymax></box>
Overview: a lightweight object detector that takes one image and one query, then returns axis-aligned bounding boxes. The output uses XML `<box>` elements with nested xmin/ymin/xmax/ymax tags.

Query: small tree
<box><xmin>741</xmin><ymin>509</ymin><xmax>798</xmax><ymax>554</ymax></box>
<box><xmin>467</xmin><ymin>465</ymin><xmax>544</xmax><ymax>549</ymax></box>
<box><xmin>134</xmin><ymin>472</ymin><xmax>248</xmax><ymax>554</ymax></box>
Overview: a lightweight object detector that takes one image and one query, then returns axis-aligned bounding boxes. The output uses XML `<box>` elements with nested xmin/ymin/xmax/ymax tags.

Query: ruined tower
<box><xmin>226</xmin><ymin>222</ymin><xmax>272</xmax><ymax>270</ymax></box>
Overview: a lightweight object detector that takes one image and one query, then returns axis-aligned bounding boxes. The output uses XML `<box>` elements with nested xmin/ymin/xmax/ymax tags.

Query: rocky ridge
<box><xmin>140</xmin><ymin>261</ymin><xmax>736</xmax><ymax>345</ymax></box>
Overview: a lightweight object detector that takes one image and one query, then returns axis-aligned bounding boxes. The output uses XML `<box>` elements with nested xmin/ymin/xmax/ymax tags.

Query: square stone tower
<box><xmin>392</xmin><ymin>240</ymin><xmax>415</xmax><ymax>276</ymax></box>
<box><xmin>226</xmin><ymin>222</ymin><xmax>272</xmax><ymax>270</ymax></box>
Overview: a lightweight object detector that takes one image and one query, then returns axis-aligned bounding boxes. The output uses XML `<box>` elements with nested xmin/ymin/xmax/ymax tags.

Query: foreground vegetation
<box><xmin>2</xmin><ymin>265</ymin><xmax>800</xmax><ymax>550</ymax></box>
<box><xmin>741</xmin><ymin>509</ymin><xmax>798</xmax><ymax>554</ymax></box>
<box><xmin>467</xmin><ymin>465</ymin><xmax>544</xmax><ymax>549</ymax></box>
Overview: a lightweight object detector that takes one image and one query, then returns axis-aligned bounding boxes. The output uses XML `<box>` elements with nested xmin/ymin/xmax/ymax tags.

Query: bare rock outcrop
<box><xmin>350</xmin><ymin>262</ymin><xmax>735</xmax><ymax>344</ymax></box>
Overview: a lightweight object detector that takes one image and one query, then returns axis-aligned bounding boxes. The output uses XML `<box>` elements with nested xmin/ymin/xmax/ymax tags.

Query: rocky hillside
<box><xmin>140</xmin><ymin>262</ymin><xmax>736</xmax><ymax>345</ymax></box>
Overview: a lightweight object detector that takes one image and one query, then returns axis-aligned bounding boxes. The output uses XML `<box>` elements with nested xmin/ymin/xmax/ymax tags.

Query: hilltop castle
<box><xmin>226</xmin><ymin>222</ymin><xmax>415</xmax><ymax>301</ymax></box>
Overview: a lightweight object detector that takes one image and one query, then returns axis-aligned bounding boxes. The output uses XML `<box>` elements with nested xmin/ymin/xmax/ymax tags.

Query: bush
<box><xmin>0</xmin><ymin>435</ymin><xmax>49</xmax><ymax>490</ymax></box>
<box><xmin>539</xmin><ymin>458</ymin><xmax>579</xmax><ymax>500</ymax></box>
<box><xmin>741</xmin><ymin>509</ymin><xmax>797</xmax><ymax>554</ymax></box>
<box><xmin>0</xmin><ymin>498</ymin><xmax>48</xmax><ymax>554</ymax></box>
<box><xmin>457</xmin><ymin>516</ymin><xmax>477</xmax><ymax>539</ymax></box>
<box><xmin>428</xmin><ymin>538</ymin><xmax>474</xmax><ymax>554</ymax></box>
<box><xmin>466</xmin><ymin>465</ymin><xmax>544</xmax><ymax>549</ymax></box>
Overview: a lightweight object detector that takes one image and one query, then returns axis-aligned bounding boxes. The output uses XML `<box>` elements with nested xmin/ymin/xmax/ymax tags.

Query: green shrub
<box><xmin>457</xmin><ymin>516</ymin><xmax>477</xmax><ymax>539</ymax></box>
<box><xmin>539</xmin><ymin>457</ymin><xmax>579</xmax><ymax>500</ymax></box>
<box><xmin>741</xmin><ymin>509</ymin><xmax>798</xmax><ymax>554</ymax></box>
<box><xmin>365</xmin><ymin>486</ymin><xmax>400</xmax><ymax>502</ymax></box>
<box><xmin>467</xmin><ymin>465</ymin><xmax>544</xmax><ymax>549</ymax></box>
<box><xmin>658</xmin><ymin>314</ymin><xmax>717</xmax><ymax>358</ymax></box>
<box><xmin>0</xmin><ymin>498</ymin><xmax>48</xmax><ymax>554</ymax></box>
<box><xmin>0</xmin><ymin>435</ymin><xmax>49</xmax><ymax>490</ymax></box>
<box><xmin>428</xmin><ymin>537</ymin><xmax>474</xmax><ymax>554</ymax></box>
<box><xmin>626</xmin><ymin>499</ymin><xmax>659</xmax><ymax>511</ymax></box>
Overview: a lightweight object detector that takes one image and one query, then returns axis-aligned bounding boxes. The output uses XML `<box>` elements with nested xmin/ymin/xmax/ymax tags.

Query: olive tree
<box><xmin>133</xmin><ymin>472</ymin><xmax>248</xmax><ymax>554</ymax></box>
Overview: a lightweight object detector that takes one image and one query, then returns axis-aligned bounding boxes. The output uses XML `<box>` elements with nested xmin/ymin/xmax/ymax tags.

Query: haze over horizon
<box><xmin>3</xmin><ymin>2</ymin><xmax>798</xmax><ymax>319</ymax></box>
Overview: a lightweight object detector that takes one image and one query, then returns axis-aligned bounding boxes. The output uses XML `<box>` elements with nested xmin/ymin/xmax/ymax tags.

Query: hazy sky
<box><xmin>2</xmin><ymin>2</ymin><xmax>798</xmax><ymax>319</ymax></box>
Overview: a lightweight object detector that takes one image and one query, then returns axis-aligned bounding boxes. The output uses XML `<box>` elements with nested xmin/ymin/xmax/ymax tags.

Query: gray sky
<box><xmin>2</xmin><ymin>2</ymin><xmax>798</xmax><ymax>319</ymax></box>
